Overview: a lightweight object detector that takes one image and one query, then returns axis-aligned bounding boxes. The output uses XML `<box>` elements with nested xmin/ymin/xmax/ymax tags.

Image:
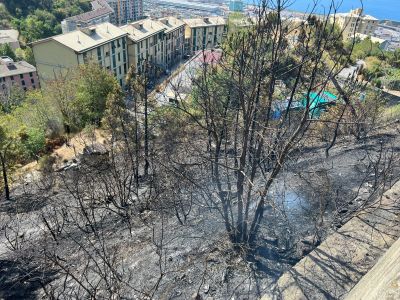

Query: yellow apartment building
<box><xmin>183</xmin><ymin>17</ymin><xmax>227</xmax><ymax>55</ymax></box>
<box><xmin>159</xmin><ymin>17</ymin><xmax>185</xmax><ymax>70</ymax></box>
<box><xmin>121</xmin><ymin>18</ymin><xmax>165</xmax><ymax>75</ymax></box>
<box><xmin>31</xmin><ymin>23</ymin><xmax>129</xmax><ymax>86</ymax></box>
<box><xmin>121</xmin><ymin>17</ymin><xmax>185</xmax><ymax>76</ymax></box>
<box><xmin>330</xmin><ymin>8</ymin><xmax>378</xmax><ymax>41</ymax></box>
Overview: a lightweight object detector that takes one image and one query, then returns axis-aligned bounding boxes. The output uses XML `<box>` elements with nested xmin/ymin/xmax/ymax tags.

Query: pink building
<box><xmin>0</xmin><ymin>56</ymin><xmax>40</xmax><ymax>96</ymax></box>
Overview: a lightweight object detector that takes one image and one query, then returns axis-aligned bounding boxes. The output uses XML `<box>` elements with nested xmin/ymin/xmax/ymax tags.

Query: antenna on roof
<box><xmin>77</xmin><ymin>34</ymin><xmax>80</xmax><ymax>43</ymax></box>
<box><xmin>107</xmin><ymin>25</ymin><xmax>109</xmax><ymax>33</ymax></box>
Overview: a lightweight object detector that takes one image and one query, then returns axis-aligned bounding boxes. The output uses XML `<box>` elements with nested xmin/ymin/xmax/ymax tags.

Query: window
<box><xmin>118</xmin><ymin>53</ymin><xmax>121</xmax><ymax>62</ymax></box>
<box><xmin>112</xmin><ymin>55</ymin><xmax>116</xmax><ymax>67</ymax></box>
<box><xmin>119</xmin><ymin>66</ymin><xmax>121</xmax><ymax>75</ymax></box>
<box><xmin>10</xmin><ymin>75</ymin><xmax>14</xmax><ymax>80</ymax></box>
<box><xmin>117</xmin><ymin>39</ymin><xmax>121</xmax><ymax>48</ymax></box>
<box><xmin>29</xmin><ymin>72</ymin><xmax>33</xmax><ymax>77</ymax></box>
<box><xmin>21</xmin><ymin>80</ymin><xmax>25</xmax><ymax>86</ymax></box>
<box><xmin>105</xmin><ymin>51</ymin><xmax>110</xmax><ymax>57</ymax></box>
<box><xmin>32</xmin><ymin>85</ymin><xmax>36</xmax><ymax>89</ymax></box>
<box><xmin>31</xmin><ymin>78</ymin><xmax>34</xmax><ymax>84</ymax></box>
<box><xmin>124</xmin><ymin>63</ymin><xmax>127</xmax><ymax>73</ymax></box>
<box><xmin>20</xmin><ymin>74</ymin><xmax>23</xmax><ymax>79</ymax></box>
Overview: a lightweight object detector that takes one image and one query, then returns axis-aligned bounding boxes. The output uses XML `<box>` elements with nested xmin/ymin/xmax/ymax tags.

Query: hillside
<box><xmin>1</xmin><ymin>0</ymin><xmax>91</xmax><ymax>43</ymax></box>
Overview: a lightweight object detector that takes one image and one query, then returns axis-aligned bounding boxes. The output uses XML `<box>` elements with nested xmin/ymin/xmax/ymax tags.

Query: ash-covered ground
<box><xmin>1</xmin><ymin>124</ymin><xmax>399</xmax><ymax>300</ymax></box>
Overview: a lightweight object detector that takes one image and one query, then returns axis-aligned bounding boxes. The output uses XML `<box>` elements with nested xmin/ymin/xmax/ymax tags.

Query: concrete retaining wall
<box><xmin>262</xmin><ymin>180</ymin><xmax>400</xmax><ymax>300</ymax></box>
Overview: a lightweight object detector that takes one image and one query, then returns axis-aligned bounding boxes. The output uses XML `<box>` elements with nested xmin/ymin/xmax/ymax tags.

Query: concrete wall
<box><xmin>262</xmin><ymin>180</ymin><xmax>400</xmax><ymax>300</ymax></box>
<box><xmin>32</xmin><ymin>40</ymin><xmax>79</xmax><ymax>83</ymax></box>
<box><xmin>346</xmin><ymin>237</ymin><xmax>400</xmax><ymax>300</ymax></box>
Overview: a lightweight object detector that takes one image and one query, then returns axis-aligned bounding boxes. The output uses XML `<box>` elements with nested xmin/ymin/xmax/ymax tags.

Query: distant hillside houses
<box><xmin>61</xmin><ymin>0</ymin><xmax>144</xmax><ymax>33</ymax></box>
<box><xmin>330</xmin><ymin>8</ymin><xmax>379</xmax><ymax>41</ymax></box>
<box><xmin>0</xmin><ymin>56</ymin><xmax>40</xmax><ymax>99</ymax></box>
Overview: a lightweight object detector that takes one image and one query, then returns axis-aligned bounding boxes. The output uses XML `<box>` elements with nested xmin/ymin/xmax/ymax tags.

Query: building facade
<box><xmin>0</xmin><ymin>56</ymin><xmax>39</xmax><ymax>98</ymax></box>
<box><xmin>107</xmin><ymin>0</ymin><xmax>143</xmax><ymax>25</ymax></box>
<box><xmin>61</xmin><ymin>0</ymin><xmax>114</xmax><ymax>33</ymax></box>
<box><xmin>121</xmin><ymin>17</ymin><xmax>185</xmax><ymax>76</ymax></box>
<box><xmin>183</xmin><ymin>17</ymin><xmax>227</xmax><ymax>55</ymax></box>
<box><xmin>331</xmin><ymin>8</ymin><xmax>378</xmax><ymax>41</ymax></box>
<box><xmin>159</xmin><ymin>17</ymin><xmax>185</xmax><ymax>69</ymax></box>
<box><xmin>229</xmin><ymin>0</ymin><xmax>244</xmax><ymax>12</ymax></box>
<box><xmin>32</xmin><ymin>23</ymin><xmax>129</xmax><ymax>86</ymax></box>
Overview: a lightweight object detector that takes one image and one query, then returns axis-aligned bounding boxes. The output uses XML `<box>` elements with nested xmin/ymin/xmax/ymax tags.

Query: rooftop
<box><xmin>159</xmin><ymin>17</ymin><xmax>185</xmax><ymax>33</ymax></box>
<box><xmin>355</xmin><ymin>33</ymin><xmax>387</xmax><ymax>44</ymax></box>
<box><xmin>335</xmin><ymin>8</ymin><xmax>378</xmax><ymax>21</ymax></box>
<box><xmin>121</xmin><ymin>18</ymin><xmax>167</xmax><ymax>42</ymax></box>
<box><xmin>0</xmin><ymin>29</ymin><xmax>19</xmax><ymax>44</ymax></box>
<box><xmin>0</xmin><ymin>56</ymin><xmax>36</xmax><ymax>78</ymax></box>
<box><xmin>32</xmin><ymin>23</ymin><xmax>127</xmax><ymax>53</ymax></box>
<box><xmin>65</xmin><ymin>0</ymin><xmax>114</xmax><ymax>23</ymax></box>
<box><xmin>183</xmin><ymin>17</ymin><xmax>226</xmax><ymax>28</ymax></box>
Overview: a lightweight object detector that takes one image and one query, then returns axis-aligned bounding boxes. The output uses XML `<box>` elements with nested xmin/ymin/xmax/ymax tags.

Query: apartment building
<box><xmin>31</xmin><ymin>23</ymin><xmax>129</xmax><ymax>86</ymax></box>
<box><xmin>331</xmin><ymin>8</ymin><xmax>378</xmax><ymax>41</ymax></box>
<box><xmin>183</xmin><ymin>17</ymin><xmax>227</xmax><ymax>55</ymax></box>
<box><xmin>159</xmin><ymin>17</ymin><xmax>185</xmax><ymax>69</ymax></box>
<box><xmin>121</xmin><ymin>17</ymin><xmax>185</xmax><ymax>75</ymax></box>
<box><xmin>61</xmin><ymin>0</ymin><xmax>114</xmax><ymax>33</ymax></box>
<box><xmin>0</xmin><ymin>56</ymin><xmax>39</xmax><ymax>97</ymax></box>
<box><xmin>108</xmin><ymin>0</ymin><xmax>144</xmax><ymax>25</ymax></box>
<box><xmin>229</xmin><ymin>0</ymin><xmax>244</xmax><ymax>12</ymax></box>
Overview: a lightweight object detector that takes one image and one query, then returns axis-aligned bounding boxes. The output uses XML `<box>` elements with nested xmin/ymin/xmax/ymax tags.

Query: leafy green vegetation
<box><xmin>2</xmin><ymin>0</ymin><xmax>91</xmax><ymax>43</ymax></box>
<box><xmin>350</xmin><ymin>37</ymin><xmax>384</xmax><ymax>60</ymax></box>
<box><xmin>0</xmin><ymin>63</ymin><xmax>119</xmax><ymax>195</ymax></box>
<box><xmin>0</xmin><ymin>43</ymin><xmax>16</xmax><ymax>60</ymax></box>
<box><xmin>347</xmin><ymin>37</ymin><xmax>400</xmax><ymax>91</ymax></box>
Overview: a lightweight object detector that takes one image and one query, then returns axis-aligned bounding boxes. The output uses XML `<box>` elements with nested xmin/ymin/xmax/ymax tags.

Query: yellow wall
<box><xmin>32</xmin><ymin>40</ymin><xmax>78</xmax><ymax>84</ymax></box>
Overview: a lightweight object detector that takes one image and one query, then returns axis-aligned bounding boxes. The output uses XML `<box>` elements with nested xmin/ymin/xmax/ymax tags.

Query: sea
<box><xmin>243</xmin><ymin>0</ymin><xmax>400</xmax><ymax>21</ymax></box>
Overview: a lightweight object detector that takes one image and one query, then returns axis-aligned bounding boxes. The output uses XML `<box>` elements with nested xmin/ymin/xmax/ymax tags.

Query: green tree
<box><xmin>74</xmin><ymin>63</ymin><xmax>119</xmax><ymax>128</ymax></box>
<box><xmin>0</xmin><ymin>43</ymin><xmax>16</xmax><ymax>60</ymax></box>
<box><xmin>0</xmin><ymin>116</ymin><xmax>24</xmax><ymax>201</ymax></box>
<box><xmin>0</xmin><ymin>85</ymin><xmax>25</xmax><ymax>113</ymax></box>
<box><xmin>351</xmin><ymin>37</ymin><xmax>384</xmax><ymax>60</ymax></box>
<box><xmin>15</xmin><ymin>47</ymin><xmax>35</xmax><ymax>65</ymax></box>
<box><xmin>18</xmin><ymin>9</ymin><xmax>60</xmax><ymax>43</ymax></box>
<box><xmin>20</xmin><ymin>127</ymin><xmax>46</xmax><ymax>160</ymax></box>
<box><xmin>0</xmin><ymin>3</ymin><xmax>11</xmax><ymax>28</ymax></box>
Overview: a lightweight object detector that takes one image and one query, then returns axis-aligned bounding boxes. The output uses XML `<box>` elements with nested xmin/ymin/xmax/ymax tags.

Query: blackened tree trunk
<box><xmin>0</xmin><ymin>154</ymin><xmax>10</xmax><ymax>201</ymax></box>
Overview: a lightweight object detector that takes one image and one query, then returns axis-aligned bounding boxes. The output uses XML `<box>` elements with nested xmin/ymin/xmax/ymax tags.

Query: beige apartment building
<box><xmin>159</xmin><ymin>17</ymin><xmax>185</xmax><ymax>69</ymax></box>
<box><xmin>183</xmin><ymin>17</ymin><xmax>227</xmax><ymax>55</ymax></box>
<box><xmin>31</xmin><ymin>23</ymin><xmax>129</xmax><ymax>86</ymax></box>
<box><xmin>331</xmin><ymin>8</ymin><xmax>378</xmax><ymax>41</ymax></box>
<box><xmin>121</xmin><ymin>17</ymin><xmax>185</xmax><ymax>75</ymax></box>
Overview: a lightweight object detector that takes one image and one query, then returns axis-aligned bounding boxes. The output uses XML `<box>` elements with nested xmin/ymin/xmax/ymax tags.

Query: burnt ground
<box><xmin>0</xmin><ymin>124</ymin><xmax>399</xmax><ymax>299</ymax></box>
